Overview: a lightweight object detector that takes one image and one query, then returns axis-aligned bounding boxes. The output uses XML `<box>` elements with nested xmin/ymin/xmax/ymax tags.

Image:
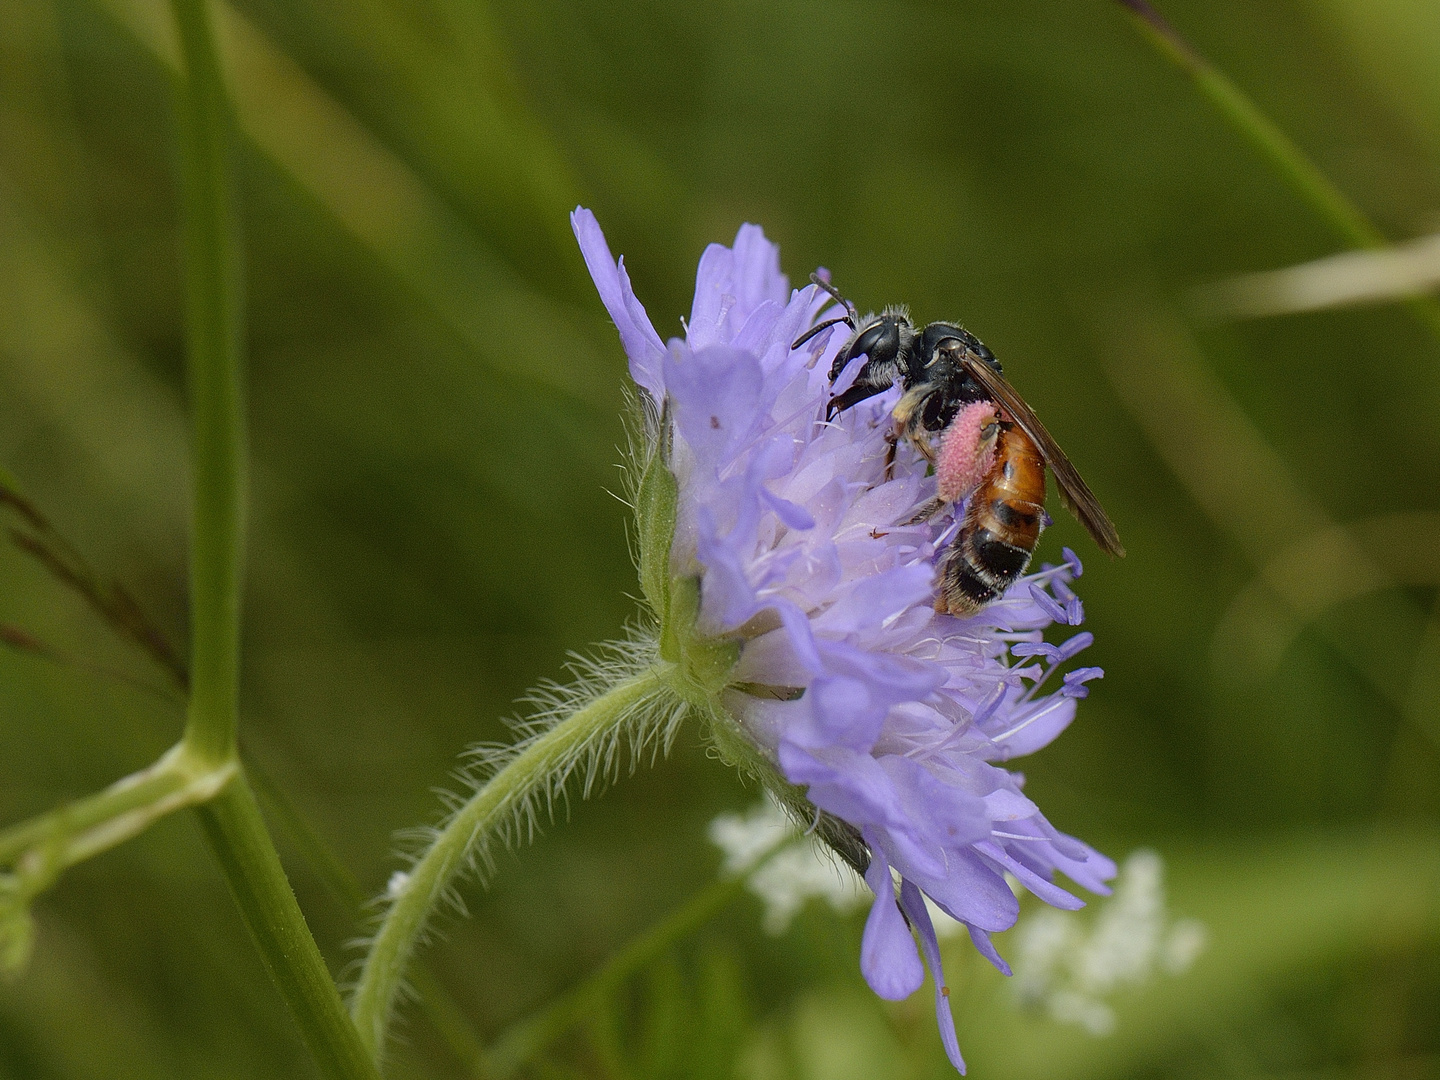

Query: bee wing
<box><xmin>951</xmin><ymin>346</ymin><xmax>1126</xmax><ymax>557</ymax></box>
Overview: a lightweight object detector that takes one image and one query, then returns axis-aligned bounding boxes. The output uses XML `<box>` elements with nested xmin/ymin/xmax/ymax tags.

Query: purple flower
<box><xmin>573</xmin><ymin>208</ymin><xmax>1115</xmax><ymax>1072</ymax></box>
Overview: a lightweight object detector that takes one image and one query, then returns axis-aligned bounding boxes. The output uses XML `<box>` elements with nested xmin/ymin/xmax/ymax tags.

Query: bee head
<box><xmin>829</xmin><ymin>310</ymin><xmax>915</xmax><ymax>384</ymax></box>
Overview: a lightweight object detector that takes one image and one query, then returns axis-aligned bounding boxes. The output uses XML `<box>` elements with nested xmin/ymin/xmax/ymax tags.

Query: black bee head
<box><xmin>828</xmin><ymin>310</ymin><xmax>913</xmax><ymax>384</ymax></box>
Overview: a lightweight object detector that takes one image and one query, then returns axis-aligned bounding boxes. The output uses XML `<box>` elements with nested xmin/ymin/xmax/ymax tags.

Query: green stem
<box><xmin>0</xmin><ymin>743</ymin><xmax>233</xmax><ymax>870</ymax></box>
<box><xmin>351</xmin><ymin>667</ymin><xmax>672</xmax><ymax>1063</ymax></box>
<box><xmin>195</xmin><ymin>774</ymin><xmax>382</xmax><ymax>1080</ymax></box>
<box><xmin>484</xmin><ymin>871</ymin><xmax>752</xmax><ymax>1077</ymax></box>
<box><xmin>249</xmin><ymin>758</ymin><xmax>493</xmax><ymax>1072</ymax></box>
<box><xmin>171</xmin><ymin>0</ymin><xmax>244</xmax><ymax>767</ymax></box>
<box><xmin>1116</xmin><ymin>0</ymin><xmax>1440</xmax><ymax>339</ymax></box>
<box><xmin>167</xmin><ymin>2</ymin><xmax>376</xmax><ymax>1075</ymax></box>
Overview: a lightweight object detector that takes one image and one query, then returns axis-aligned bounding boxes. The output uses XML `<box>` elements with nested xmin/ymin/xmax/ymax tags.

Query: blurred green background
<box><xmin>1</xmin><ymin>0</ymin><xmax>1438</xmax><ymax>1076</ymax></box>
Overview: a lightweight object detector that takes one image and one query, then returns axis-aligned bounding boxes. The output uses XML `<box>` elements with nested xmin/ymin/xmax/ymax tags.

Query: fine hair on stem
<box><xmin>350</xmin><ymin>632</ymin><xmax>685</xmax><ymax>1058</ymax></box>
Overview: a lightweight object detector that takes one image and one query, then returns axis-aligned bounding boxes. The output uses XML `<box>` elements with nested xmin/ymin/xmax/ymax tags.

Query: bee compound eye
<box><xmin>851</xmin><ymin>319</ymin><xmax>900</xmax><ymax>366</ymax></box>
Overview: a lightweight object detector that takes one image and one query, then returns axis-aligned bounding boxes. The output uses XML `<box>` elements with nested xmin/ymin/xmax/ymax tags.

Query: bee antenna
<box><xmin>791</xmin><ymin>315</ymin><xmax>852</xmax><ymax>351</ymax></box>
<box><xmin>810</xmin><ymin>273</ymin><xmax>858</xmax><ymax>322</ymax></box>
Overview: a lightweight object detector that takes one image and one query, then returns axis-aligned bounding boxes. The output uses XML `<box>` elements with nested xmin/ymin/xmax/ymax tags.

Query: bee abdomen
<box><xmin>939</xmin><ymin>527</ymin><xmax>1035</xmax><ymax>615</ymax></box>
<box><xmin>970</xmin><ymin>526</ymin><xmax>1033</xmax><ymax>576</ymax></box>
<box><xmin>940</xmin><ymin>556</ymin><xmax>1004</xmax><ymax>614</ymax></box>
<box><xmin>936</xmin><ymin>425</ymin><xmax>1046</xmax><ymax>617</ymax></box>
<box><xmin>989</xmin><ymin>498</ymin><xmax>1039</xmax><ymax>531</ymax></box>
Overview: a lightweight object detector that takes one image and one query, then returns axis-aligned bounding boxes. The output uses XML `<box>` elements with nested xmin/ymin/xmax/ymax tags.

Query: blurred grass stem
<box><xmin>1</xmin><ymin>470</ymin><xmax>189</xmax><ymax>690</ymax></box>
<box><xmin>195</xmin><ymin>775</ymin><xmax>383</xmax><ymax>1080</ymax></box>
<box><xmin>351</xmin><ymin>667</ymin><xmax>670</xmax><ymax>1063</ymax></box>
<box><xmin>248</xmin><ymin>760</ymin><xmax>492</xmax><ymax>1073</ymax></box>
<box><xmin>172</xmin><ymin>0</ymin><xmax>242</xmax><ymax>767</ymax></box>
<box><xmin>1116</xmin><ymin>0</ymin><xmax>1440</xmax><ymax>340</ymax></box>
<box><xmin>484</xmin><ymin>869</ymin><xmax>754</xmax><ymax>1077</ymax></box>
<box><xmin>0</xmin><ymin>742</ymin><xmax>233</xmax><ymax>871</ymax></box>
<box><xmin>169</xmin><ymin>1</ymin><xmax>380</xmax><ymax>1076</ymax></box>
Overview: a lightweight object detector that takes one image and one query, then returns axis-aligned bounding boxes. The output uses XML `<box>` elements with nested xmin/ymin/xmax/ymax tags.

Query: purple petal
<box><xmin>772</xmin><ymin>600</ymin><xmax>824</xmax><ymax>677</ymax></box>
<box><xmin>571</xmin><ymin>209</ymin><xmax>667</xmax><ymax>397</ymax></box>
<box><xmin>730</xmin><ymin>223</ymin><xmax>790</xmax><ymax>316</ymax></box>
<box><xmin>898</xmin><ymin>879</ymin><xmax>965</xmax><ymax>1074</ymax></box>
<box><xmin>966</xmin><ymin>924</ymin><xmax>1012</xmax><ymax>977</ymax></box>
<box><xmin>664</xmin><ymin>345</ymin><xmax>765</xmax><ymax>466</ymax></box>
<box><xmin>877</xmin><ymin>755</ymin><xmax>991</xmax><ymax>850</ymax></box>
<box><xmin>761</xmin><ymin>488</ymin><xmax>816</xmax><ymax>531</ymax></box>
<box><xmin>984</xmin><ymin>695</ymin><xmax>1077</xmax><ymax>758</ymax></box>
<box><xmin>982</xmin><ymin>786</ymin><xmax>1039</xmax><ymax>822</ymax></box>
<box><xmin>1056</xmin><ymin>631</ymin><xmax>1095</xmax><ymax>662</ymax></box>
<box><xmin>1028</xmin><ymin>584</ymin><xmax>1068</xmax><ymax>624</ymax></box>
<box><xmin>779</xmin><ymin>747</ymin><xmax>946</xmax><ymax>878</ymax></box>
<box><xmin>913</xmin><ymin>846</ymin><xmax>1020</xmax><ymax>932</ymax></box>
<box><xmin>1062</xmin><ymin>547</ymin><xmax>1084</xmax><ymax>576</ymax></box>
<box><xmin>1035</xmin><ymin>836</ymin><xmax>1118</xmax><ymax>895</ymax></box>
<box><xmin>975</xmin><ymin>840</ymin><xmax>1084</xmax><ymax>910</ymax></box>
<box><xmin>810</xmin><ymin>564</ymin><xmax>937</xmax><ymax>635</ymax></box>
<box><xmin>694</xmin><ymin>507</ymin><xmax>762</xmax><ymax>629</ymax></box>
<box><xmin>1010</xmin><ymin>641</ymin><xmax>1061</xmax><ymax>661</ymax></box>
<box><xmin>784</xmin><ymin>642</ymin><xmax>943</xmax><ymax>753</ymax></box>
<box><xmin>689</xmin><ymin>243</ymin><xmax>738</xmax><ymax>350</ymax></box>
<box><xmin>687</xmin><ymin>224</ymin><xmax>789</xmax><ymax>350</ymax></box>
<box><xmin>1061</xmin><ymin>667</ymin><xmax>1104</xmax><ymax>700</ymax></box>
<box><xmin>860</xmin><ymin>837</ymin><xmax>923</xmax><ymax>1000</ymax></box>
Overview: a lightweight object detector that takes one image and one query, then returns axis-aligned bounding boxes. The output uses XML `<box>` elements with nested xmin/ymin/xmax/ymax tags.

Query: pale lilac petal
<box><xmin>1040</xmin><ymin>837</ymin><xmax>1118</xmax><ymax>895</ymax></box>
<box><xmin>688</xmin><ymin>243</ymin><xmax>736</xmax><ymax>350</ymax></box>
<box><xmin>966</xmin><ymin>924</ymin><xmax>1012</xmax><ymax>976</ymax></box>
<box><xmin>760</xmin><ymin>488</ymin><xmax>815</xmax><ymax>531</ymax></box>
<box><xmin>664</xmin><ymin>345</ymin><xmax>765</xmax><ymax>465</ymax></box>
<box><xmin>779</xmin><ymin>745</ymin><xmax>946</xmax><ymax>878</ymax></box>
<box><xmin>877</xmin><ymin>755</ymin><xmax>991</xmax><ymax>850</ymax></box>
<box><xmin>976</xmin><ymin>840</ymin><xmax>1085</xmax><ymax>910</ymax></box>
<box><xmin>860</xmin><ymin>838</ymin><xmax>923</xmax><ymax>999</ymax></box>
<box><xmin>730</xmin><ymin>223</ymin><xmax>790</xmax><ymax>315</ymax></box>
<box><xmin>913</xmin><ymin>847</ymin><xmax>1021</xmax><ymax>932</ymax></box>
<box><xmin>809</xmin><ymin>564</ymin><xmax>936</xmax><ymax>635</ymax></box>
<box><xmin>983</xmin><ymin>695</ymin><xmax>1077</xmax><ymax>758</ymax></box>
<box><xmin>898</xmin><ymin>879</ymin><xmax>965</xmax><ymax>1074</ymax></box>
<box><xmin>570</xmin><ymin>209</ymin><xmax>666</xmax><ymax>396</ymax></box>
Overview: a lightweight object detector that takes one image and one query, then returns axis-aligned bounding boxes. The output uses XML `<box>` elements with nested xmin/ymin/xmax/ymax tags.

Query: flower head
<box><xmin>573</xmin><ymin>208</ymin><xmax>1115</xmax><ymax>1072</ymax></box>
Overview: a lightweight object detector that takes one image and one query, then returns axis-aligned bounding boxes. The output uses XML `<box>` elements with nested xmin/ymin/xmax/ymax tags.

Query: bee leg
<box><xmin>901</xmin><ymin>497</ymin><xmax>947</xmax><ymax>526</ymax></box>
<box><xmin>909</xmin><ymin>430</ymin><xmax>936</xmax><ymax>464</ymax></box>
<box><xmin>827</xmin><ymin>377</ymin><xmax>891</xmax><ymax>420</ymax></box>
<box><xmin>883</xmin><ymin>429</ymin><xmax>899</xmax><ymax>479</ymax></box>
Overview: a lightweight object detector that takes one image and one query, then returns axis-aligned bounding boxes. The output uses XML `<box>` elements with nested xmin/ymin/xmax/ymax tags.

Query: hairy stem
<box><xmin>248</xmin><ymin>760</ymin><xmax>492</xmax><ymax>1072</ymax></box>
<box><xmin>351</xmin><ymin>666</ymin><xmax>672</xmax><ymax>1062</ymax></box>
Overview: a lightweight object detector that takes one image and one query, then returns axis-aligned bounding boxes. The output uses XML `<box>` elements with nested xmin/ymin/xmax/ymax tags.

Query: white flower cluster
<box><xmin>1010</xmin><ymin>850</ymin><xmax>1206</xmax><ymax>1035</ymax></box>
<box><xmin>708</xmin><ymin>796</ymin><xmax>868</xmax><ymax>935</ymax></box>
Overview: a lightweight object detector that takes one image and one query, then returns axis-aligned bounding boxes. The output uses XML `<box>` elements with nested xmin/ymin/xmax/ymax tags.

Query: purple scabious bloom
<box><xmin>573</xmin><ymin>208</ymin><xmax>1115</xmax><ymax>1072</ymax></box>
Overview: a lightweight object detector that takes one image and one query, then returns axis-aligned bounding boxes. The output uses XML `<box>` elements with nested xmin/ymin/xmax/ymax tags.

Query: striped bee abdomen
<box><xmin>938</xmin><ymin>422</ymin><xmax>1047</xmax><ymax>616</ymax></box>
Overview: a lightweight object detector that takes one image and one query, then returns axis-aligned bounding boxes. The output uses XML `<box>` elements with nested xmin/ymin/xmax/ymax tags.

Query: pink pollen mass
<box><xmin>936</xmin><ymin>401</ymin><xmax>999</xmax><ymax>503</ymax></box>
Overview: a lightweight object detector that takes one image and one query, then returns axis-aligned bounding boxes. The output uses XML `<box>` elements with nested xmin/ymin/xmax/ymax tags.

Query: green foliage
<box><xmin>1</xmin><ymin>0</ymin><xmax>1439</xmax><ymax>1077</ymax></box>
<box><xmin>0</xmin><ymin>876</ymin><xmax>36</xmax><ymax>978</ymax></box>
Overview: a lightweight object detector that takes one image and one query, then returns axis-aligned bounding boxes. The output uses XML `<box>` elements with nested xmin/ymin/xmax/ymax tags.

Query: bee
<box><xmin>793</xmin><ymin>276</ymin><xmax>1124</xmax><ymax>616</ymax></box>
